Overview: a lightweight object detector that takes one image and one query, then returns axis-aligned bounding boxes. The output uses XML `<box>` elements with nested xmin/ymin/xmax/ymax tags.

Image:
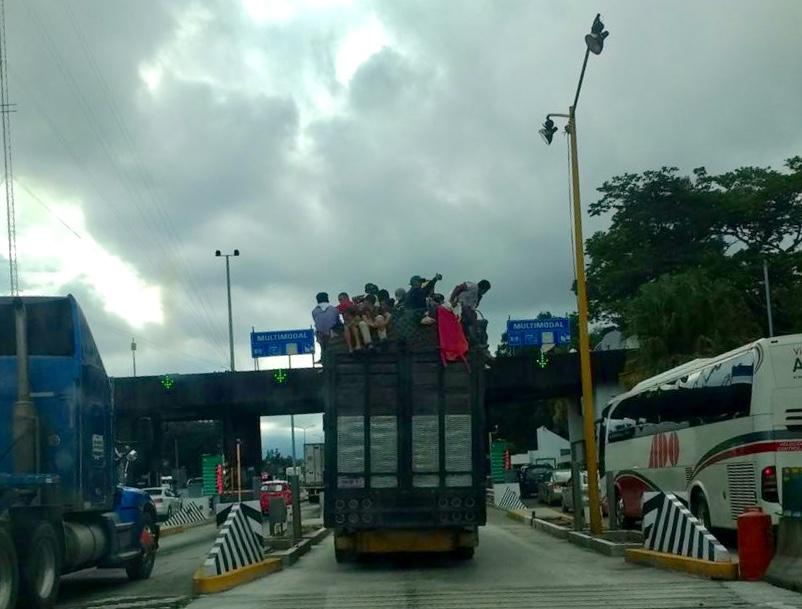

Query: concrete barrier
<box><xmin>493</xmin><ymin>483</ymin><xmax>524</xmax><ymax>510</ymax></box>
<box><xmin>193</xmin><ymin>503</ymin><xmax>280</xmax><ymax>594</ymax></box>
<box><xmin>765</xmin><ymin>517</ymin><xmax>802</xmax><ymax>592</ymax></box>
<box><xmin>163</xmin><ymin>502</ymin><xmax>210</xmax><ymax>528</ymax></box>
<box><xmin>625</xmin><ymin>492</ymin><xmax>736</xmax><ymax>580</ymax></box>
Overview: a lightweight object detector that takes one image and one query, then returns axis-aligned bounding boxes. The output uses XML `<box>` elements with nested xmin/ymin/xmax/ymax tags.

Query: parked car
<box><xmin>562</xmin><ymin>471</ymin><xmax>609</xmax><ymax>516</ymax></box>
<box><xmin>538</xmin><ymin>469</ymin><xmax>571</xmax><ymax>505</ymax></box>
<box><xmin>518</xmin><ymin>464</ymin><xmax>553</xmax><ymax>499</ymax></box>
<box><xmin>260</xmin><ymin>479</ymin><xmax>293</xmax><ymax>514</ymax></box>
<box><xmin>144</xmin><ymin>486</ymin><xmax>183</xmax><ymax>521</ymax></box>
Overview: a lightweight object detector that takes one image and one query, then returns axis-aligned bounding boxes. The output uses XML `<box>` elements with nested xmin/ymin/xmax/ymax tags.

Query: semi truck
<box><xmin>0</xmin><ymin>296</ymin><xmax>158</xmax><ymax>609</ymax></box>
<box><xmin>303</xmin><ymin>442</ymin><xmax>324</xmax><ymax>504</ymax></box>
<box><xmin>323</xmin><ymin>346</ymin><xmax>486</xmax><ymax>562</ymax></box>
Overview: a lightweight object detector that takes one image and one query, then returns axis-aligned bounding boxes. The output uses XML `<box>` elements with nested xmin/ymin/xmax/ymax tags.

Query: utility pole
<box><xmin>1</xmin><ymin>0</ymin><xmax>19</xmax><ymax>295</ymax></box>
<box><xmin>763</xmin><ymin>259</ymin><xmax>774</xmax><ymax>337</ymax></box>
<box><xmin>215</xmin><ymin>249</ymin><xmax>239</xmax><ymax>371</ymax></box>
<box><xmin>131</xmin><ymin>337</ymin><xmax>137</xmax><ymax>377</ymax></box>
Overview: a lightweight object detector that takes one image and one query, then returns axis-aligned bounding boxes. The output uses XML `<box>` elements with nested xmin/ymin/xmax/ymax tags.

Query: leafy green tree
<box><xmin>261</xmin><ymin>448</ymin><xmax>293</xmax><ymax>478</ymax></box>
<box><xmin>621</xmin><ymin>269</ymin><xmax>761</xmax><ymax>386</ymax></box>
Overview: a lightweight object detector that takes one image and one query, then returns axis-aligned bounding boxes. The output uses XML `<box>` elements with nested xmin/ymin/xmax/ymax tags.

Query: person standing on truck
<box><xmin>406</xmin><ymin>274</ymin><xmax>442</xmax><ymax>310</ymax></box>
<box><xmin>449</xmin><ymin>280</ymin><xmax>491</xmax><ymax>344</ymax></box>
<box><xmin>312</xmin><ymin>292</ymin><xmax>341</xmax><ymax>355</ymax></box>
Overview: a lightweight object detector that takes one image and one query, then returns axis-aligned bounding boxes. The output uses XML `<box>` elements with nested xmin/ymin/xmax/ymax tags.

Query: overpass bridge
<box><xmin>114</xmin><ymin>350</ymin><xmax>627</xmax><ymax>476</ymax></box>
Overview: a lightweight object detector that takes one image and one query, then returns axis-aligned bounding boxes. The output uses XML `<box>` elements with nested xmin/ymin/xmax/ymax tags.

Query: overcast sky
<box><xmin>2</xmin><ymin>1</ymin><xmax>802</xmax><ymax>453</ymax></box>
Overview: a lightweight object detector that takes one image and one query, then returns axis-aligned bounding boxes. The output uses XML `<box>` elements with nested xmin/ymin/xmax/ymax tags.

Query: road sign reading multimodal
<box><xmin>506</xmin><ymin>318</ymin><xmax>571</xmax><ymax>346</ymax></box>
<box><xmin>251</xmin><ymin>329</ymin><xmax>315</xmax><ymax>358</ymax></box>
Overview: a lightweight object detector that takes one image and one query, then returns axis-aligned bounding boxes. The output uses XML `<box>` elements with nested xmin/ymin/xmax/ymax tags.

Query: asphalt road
<box><xmin>54</xmin><ymin>502</ymin><xmax>321</xmax><ymax>609</ymax></box>
<box><xmin>187</xmin><ymin>508</ymin><xmax>802</xmax><ymax>609</ymax></box>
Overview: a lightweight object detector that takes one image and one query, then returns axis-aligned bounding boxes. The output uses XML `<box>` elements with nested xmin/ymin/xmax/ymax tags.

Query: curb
<box><xmin>567</xmin><ymin>530</ymin><xmax>642</xmax><ymax>557</ymax></box>
<box><xmin>192</xmin><ymin>557</ymin><xmax>283</xmax><ymax>594</ymax></box>
<box><xmin>270</xmin><ymin>527</ymin><xmax>330</xmax><ymax>567</ymax></box>
<box><xmin>625</xmin><ymin>548</ymin><xmax>737</xmax><ymax>580</ymax></box>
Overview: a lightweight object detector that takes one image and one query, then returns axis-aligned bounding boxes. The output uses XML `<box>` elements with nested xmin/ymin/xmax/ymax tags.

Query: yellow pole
<box><xmin>567</xmin><ymin>105</ymin><xmax>603</xmax><ymax>535</ymax></box>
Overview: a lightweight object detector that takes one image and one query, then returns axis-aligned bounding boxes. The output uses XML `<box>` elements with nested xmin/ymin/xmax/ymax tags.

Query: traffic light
<box><xmin>503</xmin><ymin>449</ymin><xmax>511</xmax><ymax>470</ymax></box>
<box><xmin>215</xmin><ymin>464</ymin><xmax>223</xmax><ymax>494</ymax></box>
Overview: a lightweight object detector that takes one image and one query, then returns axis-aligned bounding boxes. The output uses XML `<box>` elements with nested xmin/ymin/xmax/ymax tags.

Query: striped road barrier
<box><xmin>625</xmin><ymin>491</ymin><xmax>736</xmax><ymax>580</ymax></box>
<box><xmin>163</xmin><ymin>502</ymin><xmax>210</xmax><ymax>528</ymax></box>
<box><xmin>193</xmin><ymin>503</ymin><xmax>281</xmax><ymax>594</ymax></box>
<box><xmin>497</xmin><ymin>486</ymin><xmax>527</xmax><ymax>512</ymax></box>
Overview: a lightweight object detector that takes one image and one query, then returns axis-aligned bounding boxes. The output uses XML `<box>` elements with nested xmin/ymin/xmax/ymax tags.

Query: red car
<box><xmin>260</xmin><ymin>480</ymin><xmax>292</xmax><ymax>514</ymax></box>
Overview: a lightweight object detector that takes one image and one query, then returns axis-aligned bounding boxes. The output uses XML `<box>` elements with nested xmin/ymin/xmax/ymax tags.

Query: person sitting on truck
<box><xmin>357</xmin><ymin>294</ymin><xmax>378</xmax><ymax>349</ymax></box>
<box><xmin>449</xmin><ymin>280</ymin><xmax>491</xmax><ymax>344</ymax></box>
<box><xmin>312</xmin><ymin>292</ymin><xmax>342</xmax><ymax>354</ymax></box>
<box><xmin>337</xmin><ymin>292</ymin><xmax>362</xmax><ymax>352</ymax></box>
<box><xmin>373</xmin><ymin>290</ymin><xmax>393</xmax><ymax>343</ymax></box>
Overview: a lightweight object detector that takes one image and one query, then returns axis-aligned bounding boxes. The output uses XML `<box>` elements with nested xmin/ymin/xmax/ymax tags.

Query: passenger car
<box><xmin>260</xmin><ymin>480</ymin><xmax>293</xmax><ymax>514</ymax></box>
<box><xmin>144</xmin><ymin>486</ymin><xmax>183</xmax><ymax>521</ymax></box>
<box><xmin>518</xmin><ymin>464</ymin><xmax>553</xmax><ymax>498</ymax></box>
<box><xmin>538</xmin><ymin>470</ymin><xmax>571</xmax><ymax>505</ymax></box>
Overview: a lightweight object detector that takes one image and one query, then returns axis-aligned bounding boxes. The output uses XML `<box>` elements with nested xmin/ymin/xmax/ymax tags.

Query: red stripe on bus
<box><xmin>694</xmin><ymin>439</ymin><xmax>802</xmax><ymax>476</ymax></box>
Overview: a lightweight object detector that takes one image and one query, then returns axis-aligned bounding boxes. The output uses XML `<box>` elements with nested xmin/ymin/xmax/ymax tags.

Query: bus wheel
<box><xmin>692</xmin><ymin>492</ymin><xmax>712</xmax><ymax>531</ymax></box>
<box><xmin>18</xmin><ymin>522</ymin><xmax>61</xmax><ymax>609</ymax></box>
<box><xmin>0</xmin><ymin>527</ymin><xmax>18</xmax><ymax>609</ymax></box>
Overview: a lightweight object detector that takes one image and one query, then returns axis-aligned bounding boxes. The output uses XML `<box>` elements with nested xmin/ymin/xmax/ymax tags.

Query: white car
<box><xmin>144</xmin><ymin>486</ymin><xmax>183</xmax><ymax>521</ymax></box>
<box><xmin>562</xmin><ymin>471</ymin><xmax>609</xmax><ymax>516</ymax></box>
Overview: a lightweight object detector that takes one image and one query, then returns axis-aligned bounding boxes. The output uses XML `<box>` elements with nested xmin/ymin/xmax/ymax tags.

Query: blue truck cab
<box><xmin>0</xmin><ymin>296</ymin><xmax>158</xmax><ymax>609</ymax></box>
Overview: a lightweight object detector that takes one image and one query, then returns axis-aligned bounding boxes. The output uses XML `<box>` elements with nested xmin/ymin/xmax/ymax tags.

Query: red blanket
<box><xmin>437</xmin><ymin>306</ymin><xmax>469</xmax><ymax>366</ymax></box>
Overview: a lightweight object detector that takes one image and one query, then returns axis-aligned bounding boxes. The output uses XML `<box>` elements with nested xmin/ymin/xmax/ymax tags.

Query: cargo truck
<box><xmin>0</xmin><ymin>296</ymin><xmax>158</xmax><ymax>609</ymax></box>
<box><xmin>323</xmin><ymin>346</ymin><xmax>486</xmax><ymax>562</ymax></box>
<box><xmin>303</xmin><ymin>442</ymin><xmax>324</xmax><ymax>504</ymax></box>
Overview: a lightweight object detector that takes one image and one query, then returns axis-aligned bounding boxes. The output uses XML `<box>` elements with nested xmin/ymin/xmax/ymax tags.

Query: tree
<box><xmin>261</xmin><ymin>448</ymin><xmax>293</xmax><ymax>478</ymax></box>
<box><xmin>587</xmin><ymin>157</ymin><xmax>802</xmax><ymax>340</ymax></box>
<box><xmin>621</xmin><ymin>269</ymin><xmax>761</xmax><ymax>385</ymax></box>
<box><xmin>586</xmin><ymin>167</ymin><xmax>725</xmax><ymax>323</ymax></box>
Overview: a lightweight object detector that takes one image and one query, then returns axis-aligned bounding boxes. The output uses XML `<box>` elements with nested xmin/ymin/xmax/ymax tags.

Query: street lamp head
<box><xmin>215</xmin><ymin>250</ymin><xmax>221</xmax><ymax>257</ymax></box>
<box><xmin>233</xmin><ymin>249</ymin><xmax>240</xmax><ymax>256</ymax></box>
<box><xmin>585</xmin><ymin>13</ymin><xmax>609</xmax><ymax>55</ymax></box>
<box><xmin>539</xmin><ymin>117</ymin><xmax>558</xmax><ymax>145</ymax></box>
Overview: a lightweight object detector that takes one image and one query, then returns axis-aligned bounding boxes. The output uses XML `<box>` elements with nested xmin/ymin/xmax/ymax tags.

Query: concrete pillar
<box><xmin>223</xmin><ymin>410</ymin><xmax>262</xmax><ymax>484</ymax></box>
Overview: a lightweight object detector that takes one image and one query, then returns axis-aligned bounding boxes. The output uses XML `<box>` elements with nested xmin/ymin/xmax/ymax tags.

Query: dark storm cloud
<box><xmin>3</xmin><ymin>0</ymin><xmax>802</xmax><ymax>377</ymax></box>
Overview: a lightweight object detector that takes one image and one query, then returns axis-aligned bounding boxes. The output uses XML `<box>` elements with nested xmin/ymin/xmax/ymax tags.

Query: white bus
<box><xmin>599</xmin><ymin>334</ymin><xmax>802</xmax><ymax>531</ymax></box>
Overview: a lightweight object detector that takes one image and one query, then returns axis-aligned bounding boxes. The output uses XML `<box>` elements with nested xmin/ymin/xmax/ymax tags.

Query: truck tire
<box><xmin>125</xmin><ymin>511</ymin><xmax>157</xmax><ymax>581</ymax></box>
<box><xmin>454</xmin><ymin>547</ymin><xmax>475</xmax><ymax>560</ymax></box>
<box><xmin>17</xmin><ymin>522</ymin><xmax>61</xmax><ymax>609</ymax></box>
<box><xmin>0</xmin><ymin>527</ymin><xmax>18</xmax><ymax>609</ymax></box>
<box><xmin>334</xmin><ymin>547</ymin><xmax>356</xmax><ymax>563</ymax></box>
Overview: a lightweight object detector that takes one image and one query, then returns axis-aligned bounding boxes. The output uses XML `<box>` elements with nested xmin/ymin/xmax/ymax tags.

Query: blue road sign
<box><xmin>251</xmin><ymin>329</ymin><xmax>315</xmax><ymax>358</ymax></box>
<box><xmin>506</xmin><ymin>318</ymin><xmax>571</xmax><ymax>347</ymax></box>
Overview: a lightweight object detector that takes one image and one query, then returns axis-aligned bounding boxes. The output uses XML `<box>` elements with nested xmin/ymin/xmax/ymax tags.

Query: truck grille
<box><xmin>370</xmin><ymin>416</ymin><xmax>397</xmax><ymax>473</ymax></box>
<box><xmin>445</xmin><ymin>414</ymin><xmax>472</xmax><ymax>472</ymax></box>
<box><xmin>337</xmin><ymin>416</ymin><xmax>365</xmax><ymax>473</ymax></box>
<box><xmin>412</xmin><ymin>415</ymin><xmax>440</xmax><ymax>473</ymax></box>
<box><xmin>727</xmin><ymin>462</ymin><xmax>757</xmax><ymax>520</ymax></box>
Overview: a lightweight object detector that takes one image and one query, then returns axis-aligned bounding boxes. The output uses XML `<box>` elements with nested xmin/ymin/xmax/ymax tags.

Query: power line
<box><xmin>0</xmin><ymin>0</ymin><xmax>18</xmax><ymax>294</ymax></box>
<box><xmin>23</xmin><ymin>3</ymin><xmax>229</xmax><ymax>363</ymax></box>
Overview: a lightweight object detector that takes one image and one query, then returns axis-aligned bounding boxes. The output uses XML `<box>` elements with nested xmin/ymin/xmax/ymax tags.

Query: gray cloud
<box><xmin>3</xmin><ymin>0</ymin><xmax>801</xmax><ymax>378</ymax></box>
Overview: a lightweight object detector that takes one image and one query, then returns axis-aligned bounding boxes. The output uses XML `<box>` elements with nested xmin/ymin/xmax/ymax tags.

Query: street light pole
<box><xmin>215</xmin><ymin>249</ymin><xmax>240</xmax><ymax>372</ymax></box>
<box><xmin>539</xmin><ymin>13</ymin><xmax>609</xmax><ymax>536</ymax></box>
<box><xmin>567</xmin><ymin>107</ymin><xmax>603</xmax><ymax>535</ymax></box>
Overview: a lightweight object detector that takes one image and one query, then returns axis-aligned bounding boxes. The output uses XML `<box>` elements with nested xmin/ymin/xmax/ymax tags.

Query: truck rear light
<box><xmin>335</xmin><ymin>514</ymin><xmax>345</xmax><ymax>525</ymax></box>
<box><xmin>438</xmin><ymin>497</ymin><xmax>449</xmax><ymax>509</ymax></box>
<box><xmin>348</xmin><ymin>498</ymin><xmax>359</xmax><ymax>510</ymax></box>
<box><xmin>762</xmin><ymin>466</ymin><xmax>779</xmax><ymax>502</ymax></box>
<box><xmin>335</xmin><ymin>499</ymin><xmax>345</xmax><ymax>510</ymax></box>
<box><xmin>361</xmin><ymin>513</ymin><xmax>373</xmax><ymax>524</ymax></box>
<box><xmin>464</xmin><ymin>497</ymin><xmax>476</xmax><ymax>508</ymax></box>
<box><xmin>450</xmin><ymin>497</ymin><xmax>462</xmax><ymax>508</ymax></box>
<box><xmin>465</xmin><ymin>512</ymin><xmax>476</xmax><ymax>523</ymax></box>
<box><xmin>348</xmin><ymin>513</ymin><xmax>359</xmax><ymax>525</ymax></box>
<box><xmin>451</xmin><ymin>512</ymin><xmax>463</xmax><ymax>523</ymax></box>
<box><xmin>361</xmin><ymin>498</ymin><xmax>373</xmax><ymax>509</ymax></box>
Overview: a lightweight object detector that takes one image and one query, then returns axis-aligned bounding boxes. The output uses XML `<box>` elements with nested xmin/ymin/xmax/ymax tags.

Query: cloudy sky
<box><xmin>2</xmin><ymin>1</ymin><xmax>802</xmax><ymax>453</ymax></box>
